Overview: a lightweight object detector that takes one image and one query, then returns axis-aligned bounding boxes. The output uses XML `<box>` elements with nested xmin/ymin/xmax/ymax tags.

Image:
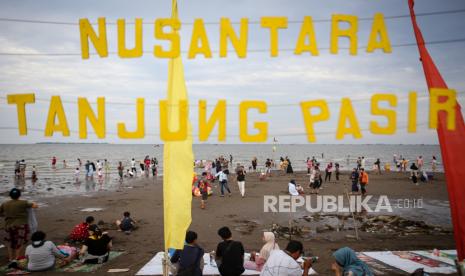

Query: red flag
<box><xmin>408</xmin><ymin>0</ymin><xmax>465</xmax><ymax>261</ymax></box>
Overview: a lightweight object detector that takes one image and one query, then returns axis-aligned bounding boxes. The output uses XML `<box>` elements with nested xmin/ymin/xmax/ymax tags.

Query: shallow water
<box><xmin>0</xmin><ymin>144</ymin><xmax>442</xmax><ymax>200</ymax></box>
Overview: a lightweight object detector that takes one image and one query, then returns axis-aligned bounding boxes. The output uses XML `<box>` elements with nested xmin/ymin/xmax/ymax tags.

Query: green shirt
<box><xmin>0</xmin><ymin>199</ymin><xmax>33</xmax><ymax>229</ymax></box>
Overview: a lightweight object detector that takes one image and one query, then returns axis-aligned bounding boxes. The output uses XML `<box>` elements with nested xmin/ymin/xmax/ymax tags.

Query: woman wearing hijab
<box><xmin>332</xmin><ymin>247</ymin><xmax>373</xmax><ymax>276</ymax></box>
<box><xmin>244</xmin><ymin>232</ymin><xmax>279</xmax><ymax>271</ymax></box>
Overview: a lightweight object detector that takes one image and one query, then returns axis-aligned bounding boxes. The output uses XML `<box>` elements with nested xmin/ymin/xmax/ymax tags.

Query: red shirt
<box><xmin>69</xmin><ymin>222</ymin><xmax>89</xmax><ymax>241</ymax></box>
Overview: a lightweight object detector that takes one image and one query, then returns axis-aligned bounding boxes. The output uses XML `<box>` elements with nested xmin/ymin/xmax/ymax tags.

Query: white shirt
<box><xmin>361</xmin><ymin>159</ymin><xmax>366</xmax><ymax>168</ymax></box>
<box><xmin>288</xmin><ymin>183</ymin><xmax>299</xmax><ymax>196</ymax></box>
<box><xmin>260</xmin><ymin>250</ymin><xmax>302</xmax><ymax>276</ymax></box>
<box><xmin>215</xmin><ymin>171</ymin><xmax>228</xmax><ymax>182</ymax></box>
<box><xmin>131</xmin><ymin>160</ymin><xmax>136</xmax><ymax>168</ymax></box>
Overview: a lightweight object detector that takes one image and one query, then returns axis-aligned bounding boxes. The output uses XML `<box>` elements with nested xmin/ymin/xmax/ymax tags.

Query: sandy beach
<box><xmin>0</xmin><ymin>170</ymin><xmax>455</xmax><ymax>275</ymax></box>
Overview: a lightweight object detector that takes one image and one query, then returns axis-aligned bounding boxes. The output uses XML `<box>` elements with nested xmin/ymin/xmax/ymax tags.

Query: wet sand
<box><xmin>0</xmin><ymin>170</ymin><xmax>455</xmax><ymax>275</ymax></box>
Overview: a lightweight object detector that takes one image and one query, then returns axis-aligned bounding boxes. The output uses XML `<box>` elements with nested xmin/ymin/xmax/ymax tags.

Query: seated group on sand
<box><xmin>0</xmin><ymin>188</ymin><xmax>136</xmax><ymax>272</ymax></box>
<box><xmin>171</xmin><ymin>226</ymin><xmax>373</xmax><ymax>276</ymax></box>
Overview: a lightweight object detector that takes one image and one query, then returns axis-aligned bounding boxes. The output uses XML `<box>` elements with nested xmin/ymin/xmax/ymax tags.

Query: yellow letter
<box><xmin>78</xmin><ymin>97</ymin><xmax>106</xmax><ymax>139</ymax></box>
<box><xmin>336</xmin><ymin>98</ymin><xmax>362</xmax><ymax>139</ymax></box>
<box><xmin>159</xmin><ymin>100</ymin><xmax>188</xmax><ymax>141</ymax></box>
<box><xmin>188</xmin><ymin>19</ymin><xmax>212</xmax><ymax>59</ymax></box>
<box><xmin>239</xmin><ymin>101</ymin><xmax>268</xmax><ymax>142</ymax></box>
<box><xmin>219</xmin><ymin>18</ymin><xmax>248</xmax><ymax>58</ymax></box>
<box><xmin>408</xmin><ymin>92</ymin><xmax>417</xmax><ymax>133</ymax></box>
<box><xmin>7</xmin><ymin>93</ymin><xmax>35</xmax><ymax>136</ymax></box>
<box><xmin>154</xmin><ymin>18</ymin><xmax>181</xmax><ymax>58</ymax></box>
<box><xmin>45</xmin><ymin>96</ymin><xmax>69</xmax><ymax>136</ymax></box>
<box><xmin>366</xmin><ymin>13</ymin><xmax>391</xmax><ymax>53</ymax></box>
<box><xmin>370</xmin><ymin>94</ymin><xmax>397</xmax><ymax>135</ymax></box>
<box><xmin>79</xmin><ymin>18</ymin><xmax>108</xmax><ymax>59</ymax></box>
<box><xmin>117</xmin><ymin>18</ymin><xmax>143</xmax><ymax>58</ymax></box>
<box><xmin>294</xmin><ymin>16</ymin><xmax>319</xmax><ymax>56</ymax></box>
<box><xmin>330</xmin><ymin>14</ymin><xmax>358</xmax><ymax>55</ymax></box>
<box><xmin>300</xmin><ymin>100</ymin><xmax>330</xmax><ymax>143</ymax></box>
<box><xmin>260</xmin><ymin>17</ymin><xmax>288</xmax><ymax>57</ymax></box>
<box><xmin>117</xmin><ymin>98</ymin><xmax>145</xmax><ymax>139</ymax></box>
<box><xmin>429</xmin><ymin>88</ymin><xmax>457</xmax><ymax>130</ymax></box>
<box><xmin>199</xmin><ymin>100</ymin><xmax>226</xmax><ymax>141</ymax></box>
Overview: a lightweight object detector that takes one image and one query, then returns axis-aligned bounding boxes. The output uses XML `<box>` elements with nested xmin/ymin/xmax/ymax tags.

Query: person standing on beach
<box><xmin>335</xmin><ymin>162</ymin><xmax>340</xmax><ymax>181</ymax></box>
<box><xmin>85</xmin><ymin>161</ymin><xmax>90</xmax><ymax>178</ymax></box>
<box><xmin>216</xmin><ymin>170</ymin><xmax>231</xmax><ymax>197</ymax></box>
<box><xmin>359</xmin><ymin>168</ymin><xmax>369</xmax><ymax>196</ymax></box>
<box><xmin>361</xmin><ymin>157</ymin><xmax>366</xmax><ymax>170</ymax></box>
<box><xmin>19</xmin><ymin>160</ymin><xmax>26</xmax><ymax>179</ymax></box>
<box><xmin>374</xmin><ymin>158</ymin><xmax>382</xmax><ymax>174</ymax></box>
<box><xmin>51</xmin><ymin>157</ymin><xmax>57</xmax><ymax>168</ymax></box>
<box><xmin>306</xmin><ymin>158</ymin><xmax>312</xmax><ymax>174</ymax></box>
<box><xmin>432</xmin><ymin>156</ymin><xmax>438</xmax><ymax>172</ymax></box>
<box><xmin>285</xmin><ymin>157</ymin><xmax>293</xmax><ymax>174</ymax></box>
<box><xmin>130</xmin><ymin>158</ymin><xmax>136</xmax><ymax>175</ymax></box>
<box><xmin>31</xmin><ymin>165</ymin><xmax>37</xmax><ymax>183</ymax></box>
<box><xmin>104</xmin><ymin>159</ymin><xmax>110</xmax><ymax>174</ymax></box>
<box><xmin>350</xmin><ymin>168</ymin><xmax>359</xmax><ymax>194</ymax></box>
<box><xmin>325</xmin><ymin>162</ymin><xmax>333</xmax><ymax>182</ymax></box>
<box><xmin>117</xmin><ymin>162</ymin><xmax>124</xmax><ymax>181</ymax></box>
<box><xmin>14</xmin><ymin>161</ymin><xmax>20</xmax><ymax>178</ymax></box>
<box><xmin>252</xmin><ymin>157</ymin><xmax>258</xmax><ymax>171</ymax></box>
<box><xmin>230</xmin><ymin>154</ymin><xmax>233</xmax><ymax>166</ymax></box>
<box><xmin>77</xmin><ymin>158</ymin><xmax>82</xmax><ymax>167</ymax></box>
<box><xmin>198</xmin><ymin>177</ymin><xmax>210</xmax><ymax>209</ymax></box>
<box><xmin>0</xmin><ymin>188</ymin><xmax>38</xmax><ymax>263</ymax></box>
<box><xmin>236</xmin><ymin>165</ymin><xmax>246</xmax><ymax>198</ymax></box>
<box><xmin>265</xmin><ymin>159</ymin><xmax>272</xmax><ymax>177</ymax></box>
<box><xmin>417</xmin><ymin>156</ymin><xmax>424</xmax><ymax>171</ymax></box>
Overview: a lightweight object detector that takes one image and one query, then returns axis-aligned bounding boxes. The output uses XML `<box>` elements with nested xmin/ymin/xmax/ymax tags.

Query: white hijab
<box><xmin>259</xmin><ymin>232</ymin><xmax>279</xmax><ymax>260</ymax></box>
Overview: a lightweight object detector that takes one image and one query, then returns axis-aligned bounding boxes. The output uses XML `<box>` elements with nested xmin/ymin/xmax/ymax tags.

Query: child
<box><xmin>296</xmin><ymin>184</ymin><xmax>305</xmax><ymax>195</ymax></box>
<box><xmin>116</xmin><ymin>212</ymin><xmax>136</xmax><ymax>234</ymax></box>
<box><xmin>126</xmin><ymin>169</ymin><xmax>134</xmax><ymax>178</ymax></box>
<box><xmin>97</xmin><ymin>168</ymin><xmax>103</xmax><ymax>180</ymax></box>
<box><xmin>198</xmin><ymin>179</ymin><xmax>210</xmax><ymax>209</ymax></box>
<box><xmin>32</xmin><ymin>165</ymin><xmax>38</xmax><ymax>182</ymax></box>
<box><xmin>69</xmin><ymin>216</ymin><xmax>95</xmax><ymax>242</ymax></box>
<box><xmin>74</xmin><ymin>167</ymin><xmax>80</xmax><ymax>180</ymax></box>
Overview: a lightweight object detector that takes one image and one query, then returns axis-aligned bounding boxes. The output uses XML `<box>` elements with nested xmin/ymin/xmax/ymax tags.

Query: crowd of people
<box><xmin>0</xmin><ymin>187</ymin><xmax>137</xmax><ymax>272</ymax></box>
<box><xmin>2</xmin><ymin>152</ymin><xmax>441</xmax><ymax>274</ymax></box>
<box><xmin>171</xmin><ymin>227</ymin><xmax>373</xmax><ymax>276</ymax></box>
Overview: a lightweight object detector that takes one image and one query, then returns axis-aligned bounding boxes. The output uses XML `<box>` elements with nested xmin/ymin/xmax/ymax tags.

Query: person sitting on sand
<box><xmin>288</xmin><ymin>180</ymin><xmax>300</xmax><ymax>196</ymax></box>
<box><xmin>69</xmin><ymin>216</ymin><xmax>95</xmax><ymax>242</ymax></box>
<box><xmin>215</xmin><ymin>226</ymin><xmax>245</xmax><ymax>276</ymax></box>
<box><xmin>260</xmin><ymin>240</ymin><xmax>313</xmax><ymax>276</ymax></box>
<box><xmin>79</xmin><ymin>224</ymin><xmax>112</xmax><ymax>264</ymax></box>
<box><xmin>296</xmin><ymin>184</ymin><xmax>305</xmax><ymax>195</ymax></box>
<box><xmin>331</xmin><ymin>247</ymin><xmax>373</xmax><ymax>276</ymax></box>
<box><xmin>125</xmin><ymin>169</ymin><xmax>134</xmax><ymax>178</ymax></box>
<box><xmin>244</xmin><ymin>232</ymin><xmax>279</xmax><ymax>271</ymax></box>
<box><xmin>170</xmin><ymin>231</ymin><xmax>204</xmax><ymax>276</ymax></box>
<box><xmin>116</xmin><ymin>211</ymin><xmax>136</xmax><ymax>234</ymax></box>
<box><xmin>25</xmin><ymin>231</ymin><xmax>73</xmax><ymax>272</ymax></box>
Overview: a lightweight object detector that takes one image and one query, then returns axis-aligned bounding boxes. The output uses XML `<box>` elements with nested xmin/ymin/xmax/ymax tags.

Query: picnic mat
<box><xmin>0</xmin><ymin>251</ymin><xmax>124</xmax><ymax>274</ymax></box>
<box><xmin>357</xmin><ymin>250</ymin><xmax>458</xmax><ymax>275</ymax></box>
<box><xmin>136</xmin><ymin>252</ymin><xmax>317</xmax><ymax>275</ymax></box>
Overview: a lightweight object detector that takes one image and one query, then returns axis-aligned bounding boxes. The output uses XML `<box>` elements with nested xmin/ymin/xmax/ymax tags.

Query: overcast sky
<box><xmin>0</xmin><ymin>0</ymin><xmax>464</xmax><ymax>144</ymax></box>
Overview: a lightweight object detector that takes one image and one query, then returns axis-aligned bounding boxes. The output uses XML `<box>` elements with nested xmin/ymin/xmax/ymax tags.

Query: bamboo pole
<box><xmin>344</xmin><ymin>182</ymin><xmax>360</xmax><ymax>240</ymax></box>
